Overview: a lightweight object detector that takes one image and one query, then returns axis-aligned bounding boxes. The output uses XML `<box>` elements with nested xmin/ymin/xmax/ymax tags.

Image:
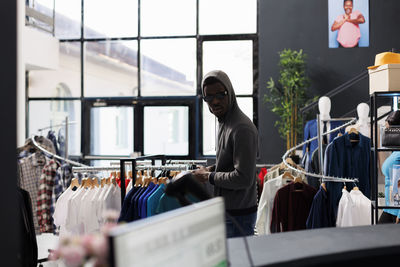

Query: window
<box><xmin>90</xmin><ymin>106</ymin><xmax>134</xmax><ymax>156</ymax></box>
<box><xmin>140</xmin><ymin>38</ymin><xmax>196</xmax><ymax>96</ymax></box>
<box><xmin>29</xmin><ymin>42</ymin><xmax>81</xmax><ymax>97</ymax></box>
<box><xmin>144</xmin><ymin>106</ymin><xmax>189</xmax><ymax>156</ymax></box>
<box><xmin>27</xmin><ymin>0</ymin><xmax>258</xmax><ymax>161</ymax></box>
<box><xmin>84</xmin><ymin>40</ymin><xmax>139</xmax><ymax>97</ymax></box>
<box><xmin>28</xmin><ymin>100</ymin><xmax>81</xmax><ymax>156</ymax></box>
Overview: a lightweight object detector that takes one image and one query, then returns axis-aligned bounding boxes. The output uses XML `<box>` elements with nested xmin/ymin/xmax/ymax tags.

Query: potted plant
<box><xmin>264</xmin><ymin>49</ymin><xmax>316</xmax><ymax>163</ymax></box>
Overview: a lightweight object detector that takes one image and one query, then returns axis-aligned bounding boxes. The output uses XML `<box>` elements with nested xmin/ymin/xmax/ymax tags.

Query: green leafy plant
<box><xmin>264</xmin><ymin>49</ymin><xmax>316</xmax><ymax>152</ymax></box>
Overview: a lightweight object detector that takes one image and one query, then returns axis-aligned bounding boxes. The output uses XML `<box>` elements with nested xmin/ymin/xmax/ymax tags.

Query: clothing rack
<box><xmin>316</xmin><ymin>116</ymin><xmax>357</xmax><ymax>180</ymax></box>
<box><xmin>31</xmin><ymin>134</ymin><xmax>89</xmax><ymax>167</ymax></box>
<box><xmin>281</xmin><ymin>117</ymin><xmax>359</xmax><ymax>183</ymax></box>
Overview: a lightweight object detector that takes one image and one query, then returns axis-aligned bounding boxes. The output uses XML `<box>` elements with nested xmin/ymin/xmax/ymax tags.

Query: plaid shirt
<box><xmin>18</xmin><ymin>152</ymin><xmax>50</xmax><ymax>234</ymax></box>
<box><xmin>51</xmin><ymin>164</ymin><xmax>73</xmax><ymax>217</ymax></box>
<box><xmin>37</xmin><ymin>159</ymin><xmax>60</xmax><ymax>233</ymax></box>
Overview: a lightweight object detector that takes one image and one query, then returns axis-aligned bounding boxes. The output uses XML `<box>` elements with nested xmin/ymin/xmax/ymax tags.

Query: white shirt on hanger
<box><xmin>80</xmin><ymin>187</ymin><xmax>99</xmax><ymax>235</ymax></box>
<box><xmin>337</xmin><ymin>188</ymin><xmax>371</xmax><ymax>227</ymax></box>
<box><xmin>53</xmin><ymin>187</ymin><xmax>74</xmax><ymax>237</ymax></box>
<box><xmin>65</xmin><ymin>187</ymin><xmax>86</xmax><ymax>235</ymax></box>
<box><xmin>255</xmin><ymin>175</ymin><xmax>292</xmax><ymax>235</ymax></box>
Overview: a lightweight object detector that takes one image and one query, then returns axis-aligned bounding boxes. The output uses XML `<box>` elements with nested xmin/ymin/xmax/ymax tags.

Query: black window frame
<box><xmin>26</xmin><ymin>0</ymin><xmax>259</xmax><ymax>163</ymax></box>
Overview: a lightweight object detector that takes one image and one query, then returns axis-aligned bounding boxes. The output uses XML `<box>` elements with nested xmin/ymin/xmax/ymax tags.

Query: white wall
<box><xmin>17</xmin><ymin>0</ymin><xmax>60</xmax><ymax>146</ymax></box>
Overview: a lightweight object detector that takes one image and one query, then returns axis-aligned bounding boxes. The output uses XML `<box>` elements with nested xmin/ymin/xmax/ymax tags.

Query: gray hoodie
<box><xmin>202</xmin><ymin>70</ymin><xmax>258</xmax><ymax>214</ymax></box>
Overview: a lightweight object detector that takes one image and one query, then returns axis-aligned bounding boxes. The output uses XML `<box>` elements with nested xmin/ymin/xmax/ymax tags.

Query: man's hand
<box><xmin>192</xmin><ymin>166</ymin><xmax>211</xmax><ymax>183</ymax></box>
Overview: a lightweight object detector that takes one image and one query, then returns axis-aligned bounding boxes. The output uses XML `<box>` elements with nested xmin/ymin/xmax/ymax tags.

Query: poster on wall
<box><xmin>328</xmin><ymin>0</ymin><xmax>369</xmax><ymax>48</ymax></box>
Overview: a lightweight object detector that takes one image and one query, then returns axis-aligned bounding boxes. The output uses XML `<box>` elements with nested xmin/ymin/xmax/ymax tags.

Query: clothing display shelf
<box><xmin>370</xmin><ymin>91</ymin><xmax>400</xmax><ymax>224</ymax></box>
<box><xmin>282</xmin><ymin>116</ymin><xmax>359</xmax><ymax>183</ymax></box>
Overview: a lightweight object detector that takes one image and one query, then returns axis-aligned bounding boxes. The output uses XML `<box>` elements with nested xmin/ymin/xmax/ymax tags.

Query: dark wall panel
<box><xmin>258</xmin><ymin>0</ymin><xmax>400</xmax><ymax>163</ymax></box>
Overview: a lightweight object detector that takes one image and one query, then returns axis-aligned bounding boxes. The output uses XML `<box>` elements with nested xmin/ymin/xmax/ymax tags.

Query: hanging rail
<box><xmin>31</xmin><ymin>135</ymin><xmax>89</xmax><ymax>167</ymax></box>
<box><xmin>281</xmin><ymin>118</ymin><xmax>359</xmax><ymax>183</ymax></box>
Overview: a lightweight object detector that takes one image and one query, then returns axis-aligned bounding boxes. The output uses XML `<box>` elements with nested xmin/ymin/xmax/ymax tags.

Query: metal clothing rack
<box><xmin>282</xmin><ymin>117</ymin><xmax>359</xmax><ymax>183</ymax></box>
<box><xmin>31</xmin><ymin>134</ymin><xmax>89</xmax><ymax>167</ymax></box>
<box><xmin>316</xmin><ymin>116</ymin><xmax>357</xmax><ymax>180</ymax></box>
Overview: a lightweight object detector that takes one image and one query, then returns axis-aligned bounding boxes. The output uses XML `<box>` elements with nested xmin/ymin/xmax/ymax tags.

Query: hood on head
<box><xmin>201</xmin><ymin>70</ymin><xmax>237</xmax><ymax>111</ymax></box>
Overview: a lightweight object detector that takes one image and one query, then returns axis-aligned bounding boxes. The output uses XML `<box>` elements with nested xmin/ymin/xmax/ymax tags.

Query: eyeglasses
<box><xmin>203</xmin><ymin>91</ymin><xmax>228</xmax><ymax>103</ymax></box>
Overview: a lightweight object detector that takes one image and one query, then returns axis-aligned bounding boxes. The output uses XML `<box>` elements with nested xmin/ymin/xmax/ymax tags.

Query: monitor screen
<box><xmin>108</xmin><ymin>197</ymin><xmax>227</xmax><ymax>267</ymax></box>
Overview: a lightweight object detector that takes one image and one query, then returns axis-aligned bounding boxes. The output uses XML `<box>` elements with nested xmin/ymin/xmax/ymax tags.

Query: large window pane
<box><xmin>203</xmin><ymin>40</ymin><xmax>253</xmax><ymax>95</ymax></box>
<box><xmin>202</xmin><ymin>103</ymin><xmax>217</xmax><ymax>156</ymax></box>
<box><xmin>90</xmin><ymin>107</ymin><xmax>134</xmax><ymax>156</ymax></box>
<box><xmin>84</xmin><ymin>41</ymin><xmax>138</xmax><ymax>97</ymax></box>
<box><xmin>55</xmin><ymin>0</ymin><xmax>81</xmax><ymax>39</ymax></box>
<box><xmin>202</xmin><ymin>98</ymin><xmax>253</xmax><ymax>156</ymax></box>
<box><xmin>84</xmin><ymin>0</ymin><xmax>138</xmax><ymax>38</ymax></box>
<box><xmin>141</xmin><ymin>0</ymin><xmax>196</xmax><ymax>36</ymax></box>
<box><xmin>199</xmin><ymin>0</ymin><xmax>256</xmax><ymax>35</ymax></box>
<box><xmin>144</xmin><ymin>106</ymin><xmax>188</xmax><ymax>156</ymax></box>
<box><xmin>29</xmin><ymin>42</ymin><xmax>81</xmax><ymax>97</ymax></box>
<box><xmin>28</xmin><ymin>100</ymin><xmax>81</xmax><ymax>156</ymax></box>
<box><xmin>141</xmin><ymin>39</ymin><xmax>196</xmax><ymax>96</ymax></box>
<box><xmin>237</xmin><ymin>97</ymin><xmax>253</xmax><ymax>122</ymax></box>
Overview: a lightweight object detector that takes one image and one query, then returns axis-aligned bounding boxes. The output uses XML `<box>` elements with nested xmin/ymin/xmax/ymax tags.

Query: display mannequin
<box><xmin>318</xmin><ymin>96</ymin><xmax>332</xmax><ymax>142</ymax></box>
<box><xmin>345</xmin><ymin>103</ymin><xmax>370</xmax><ymax>138</ymax></box>
<box><xmin>318</xmin><ymin>96</ymin><xmax>331</xmax><ymax>121</ymax></box>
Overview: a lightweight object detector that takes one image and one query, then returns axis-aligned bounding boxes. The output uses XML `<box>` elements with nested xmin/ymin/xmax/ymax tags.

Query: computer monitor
<box><xmin>108</xmin><ymin>197</ymin><xmax>227</xmax><ymax>267</ymax></box>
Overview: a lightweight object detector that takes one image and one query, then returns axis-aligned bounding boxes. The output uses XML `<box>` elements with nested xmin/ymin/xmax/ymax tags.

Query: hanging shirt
<box><xmin>255</xmin><ymin>175</ymin><xmax>292</xmax><ymax>235</ymax></box>
<box><xmin>155</xmin><ymin>193</ymin><xmax>199</xmax><ymax>214</ymax></box>
<box><xmin>18</xmin><ymin>152</ymin><xmax>51</xmax><ymax>234</ymax></box>
<box><xmin>306</xmin><ymin>185</ymin><xmax>336</xmax><ymax>229</ymax></box>
<box><xmin>336</xmin><ymin>189</ymin><xmax>371</xmax><ymax>227</ymax></box>
<box><xmin>37</xmin><ymin>159</ymin><xmax>60</xmax><ymax>233</ymax></box>
<box><xmin>147</xmin><ymin>184</ymin><xmax>166</xmax><ymax>217</ymax></box>
<box><xmin>51</xmin><ymin>164</ymin><xmax>73</xmax><ymax>221</ymax></box>
<box><xmin>119</xmin><ymin>186</ymin><xmax>140</xmax><ymax>222</ymax></box>
<box><xmin>80</xmin><ymin>187</ymin><xmax>99</xmax><ymax>234</ymax></box>
<box><xmin>53</xmin><ymin>187</ymin><xmax>75</xmax><ymax>237</ymax></box>
<box><xmin>134</xmin><ymin>186</ymin><xmax>148</xmax><ymax>220</ymax></box>
<box><xmin>140</xmin><ymin>183</ymin><xmax>158</xmax><ymax>219</ymax></box>
<box><xmin>270</xmin><ymin>182</ymin><xmax>317</xmax><ymax>233</ymax></box>
<box><xmin>302</xmin><ymin>119</ymin><xmax>345</xmax><ymax>162</ymax></box>
<box><xmin>65</xmin><ymin>187</ymin><xmax>86</xmax><ymax>235</ymax></box>
<box><xmin>325</xmin><ymin>133</ymin><xmax>371</xmax><ymax>218</ymax></box>
<box><xmin>382</xmin><ymin>152</ymin><xmax>400</xmax><ymax>218</ymax></box>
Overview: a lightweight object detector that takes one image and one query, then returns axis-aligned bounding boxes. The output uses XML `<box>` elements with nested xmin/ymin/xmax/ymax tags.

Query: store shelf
<box><xmin>371</xmin><ymin>147</ymin><xmax>400</xmax><ymax>152</ymax></box>
<box><xmin>372</xmin><ymin>91</ymin><xmax>400</xmax><ymax>97</ymax></box>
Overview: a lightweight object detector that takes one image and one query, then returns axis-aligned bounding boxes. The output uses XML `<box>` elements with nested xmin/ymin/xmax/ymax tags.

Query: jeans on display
<box><xmin>225</xmin><ymin>211</ymin><xmax>256</xmax><ymax>238</ymax></box>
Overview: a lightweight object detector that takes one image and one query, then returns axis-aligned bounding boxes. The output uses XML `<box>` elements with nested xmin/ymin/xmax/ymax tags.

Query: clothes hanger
<box><xmin>321</xmin><ymin>182</ymin><xmax>327</xmax><ymax>192</ymax></box>
<box><xmin>134</xmin><ymin>171</ymin><xmax>143</xmax><ymax>187</ymax></box>
<box><xmin>70</xmin><ymin>177</ymin><xmax>80</xmax><ymax>189</ymax></box>
<box><xmin>100</xmin><ymin>177</ymin><xmax>107</xmax><ymax>188</ymax></box>
<box><xmin>347</xmin><ymin>127</ymin><xmax>360</xmax><ymax>142</ymax></box>
<box><xmin>352</xmin><ymin>182</ymin><xmax>359</xmax><ymax>191</ymax></box>
<box><xmin>282</xmin><ymin>171</ymin><xmax>294</xmax><ymax>180</ymax></box>
<box><xmin>92</xmin><ymin>177</ymin><xmax>99</xmax><ymax>188</ymax></box>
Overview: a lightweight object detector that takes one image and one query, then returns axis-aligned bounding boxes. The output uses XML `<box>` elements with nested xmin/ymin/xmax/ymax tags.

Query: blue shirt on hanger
<box><xmin>147</xmin><ymin>184</ymin><xmax>166</xmax><ymax>217</ymax></box>
<box><xmin>302</xmin><ymin>119</ymin><xmax>345</xmax><ymax>160</ymax></box>
<box><xmin>140</xmin><ymin>183</ymin><xmax>158</xmax><ymax>219</ymax></box>
<box><xmin>118</xmin><ymin>186</ymin><xmax>139</xmax><ymax>222</ymax></box>
<box><xmin>138</xmin><ymin>183</ymin><xmax>155</xmax><ymax>219</ymax></box>
<box><xmin>306</xmin><ymin>185</ymin><xmax>336</xmax><ymax>229</ymax></box>
<box><xmin>325</xmin><ymin>132</ymin><xmax>371</xmax><ymax>217</ymax></box>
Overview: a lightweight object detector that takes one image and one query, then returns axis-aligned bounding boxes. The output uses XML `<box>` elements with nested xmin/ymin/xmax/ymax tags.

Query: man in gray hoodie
<box><xmin>192</xmin><ymin>70</ymin><xmax>259</xmax><ymax>238</ymax></box>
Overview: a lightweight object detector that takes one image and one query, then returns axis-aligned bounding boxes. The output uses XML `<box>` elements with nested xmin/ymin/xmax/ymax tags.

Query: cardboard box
<box><xmin>369</xmin><ymin>64</ymin><xmax>400</xmax><ymax>94</ymax></box>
